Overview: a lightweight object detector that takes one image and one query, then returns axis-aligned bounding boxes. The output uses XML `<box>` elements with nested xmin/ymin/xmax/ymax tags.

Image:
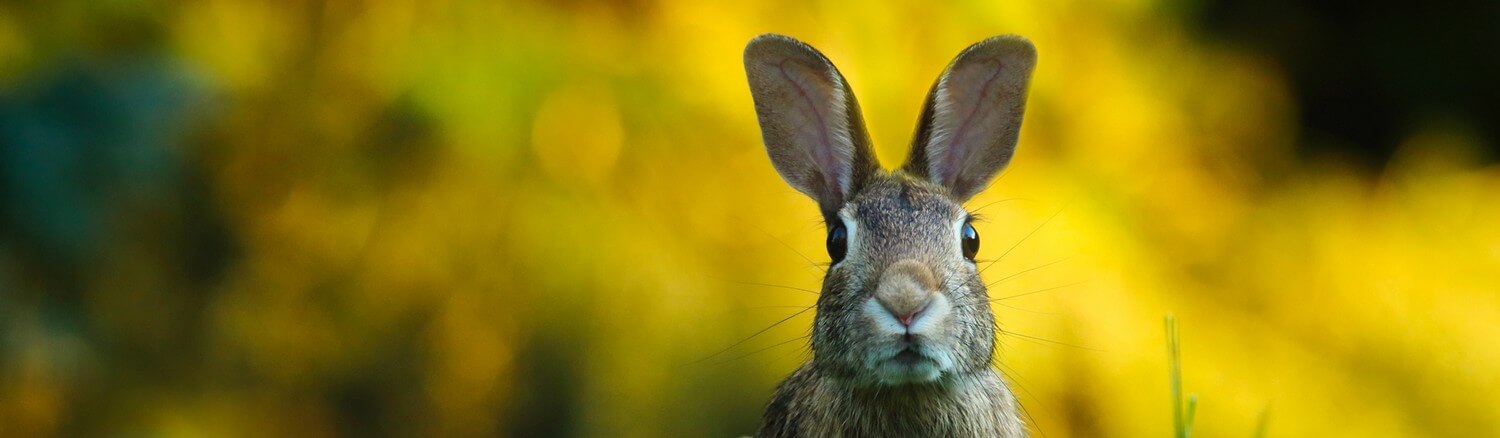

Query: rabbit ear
<box><xmin>745</xmin><ymin>34</ymin><xmax>880</xmax><ymax>215</ymax></box>
<box><xmin>902</xmin><ymin>35</ymin><xmax>1036</xmax><ymax>202</ymax></box>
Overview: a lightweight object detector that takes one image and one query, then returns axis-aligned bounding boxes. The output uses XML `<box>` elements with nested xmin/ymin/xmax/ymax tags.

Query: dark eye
<box><xmin>961</xmin><ymin>222</ymin><xmax>980</xmax><ymax>261</ymax></box>
<box><xmin>826</xmin><ymin>223</ymin><xmax>848</xmax><ymax>264</ymax></box>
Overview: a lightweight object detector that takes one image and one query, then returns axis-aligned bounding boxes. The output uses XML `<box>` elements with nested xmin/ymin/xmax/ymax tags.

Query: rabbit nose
<box><xmin>875</xmin><ymin>260</ymin><xmax>939</xmax><ymax>328</ymax></box>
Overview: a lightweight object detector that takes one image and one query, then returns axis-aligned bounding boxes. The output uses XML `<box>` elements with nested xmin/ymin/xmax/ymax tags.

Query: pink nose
<box><xmin>883</xmin><ymin>299</ymin><xmax>931</xmax><ymax>328</ymax></box>
<box><xmin>874</xmin><ymin>260</ymin><xmax>938</xmax><ymax>328</ymax></box>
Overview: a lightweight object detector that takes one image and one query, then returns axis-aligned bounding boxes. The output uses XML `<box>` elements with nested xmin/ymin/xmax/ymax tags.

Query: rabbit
<box><xmin>743</xmin><ymin>33</ymin><xmax>1037</xmax><ymax>437</ymax></box>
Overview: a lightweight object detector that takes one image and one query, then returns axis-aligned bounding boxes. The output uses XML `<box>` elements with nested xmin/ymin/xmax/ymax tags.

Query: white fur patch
<box><xmin>862</xmin><ymin>293</ymin><xmax>954</xmax><ymax>385</ymax></box>
<box><xmin>836</xmin><ymin>208</ymin><xmax>859</xmax><ymax>267</ymax></box>
<box><xmin>925</xmin><ymin>73</ymin><xmax>961</xmax><ymax>187</ymax></box>
<box><xmin>824</xmin><ymin>69</ymin><xmax>856</xmax><ymax>196</ymax></box>
<box><xmin>952</xmin><ymin>214</ymin><xmax>970</xmax><ymax>256</ymax></box>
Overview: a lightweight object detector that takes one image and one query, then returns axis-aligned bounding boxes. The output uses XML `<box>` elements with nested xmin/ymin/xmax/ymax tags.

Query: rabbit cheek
<box><xmin>950</xmin><ymin>281</ymin><xmax>999</xmax><ymax>370</ymax></box>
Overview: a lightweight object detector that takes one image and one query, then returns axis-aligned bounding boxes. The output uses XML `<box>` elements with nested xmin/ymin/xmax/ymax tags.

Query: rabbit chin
<box><xmin>871</xmin><ymin>348</ymin><xmax>949</xmax><ymax>385</ymax></box>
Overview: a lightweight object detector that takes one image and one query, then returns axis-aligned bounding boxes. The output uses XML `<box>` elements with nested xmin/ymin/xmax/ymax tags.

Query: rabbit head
<box><xmin>745</xmin><ymin>34</ymin><xmax>1036</xmax><ymax>387</ymax></box>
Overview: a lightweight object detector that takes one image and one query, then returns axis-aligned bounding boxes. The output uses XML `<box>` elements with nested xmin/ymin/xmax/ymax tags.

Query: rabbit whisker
<box><xmin>732</xmin><ymin>280</ymin><xmax>819</xmax><ymax>295</ymax></box>
<box><xmin>996</xmin><ymin>328</ymin><xmax>1103</xmax><ymax>352</ymax></box>
<box><xmin>769</xmin><ymin>340</ymin><xmax>813</xmax><ymax>366</ymax></box>
<box><xmin>709</xmin><ymin>335</ymin><xmax>813</xmax><ymax>366</ymax></box>
<box><xmin>947</xmin><ymin>318</ymin><xmax>1097</xmax><ymax>352</ymax></box>
<box><xmin>993</xmin><ymin>363</ymin><xmax>1049</xmax><ymax>438</ymax></box>
<box><xmin>691</xmin><ymin>304</ymin><xmax>815</xmax><ymax>365</ymax></box>
<box><xmin>986</xmin><ymin>257</ymin><xmax>1071</xmax><ymax>288</ymax></box>
<box><xmin>979</xmin><ymin>203</ymin><xmax>1068</xmax><ymax>275</ymax></box>
<box><xmin>967</xmin><ymin>198</ymin><xmax>1027</xmax><ymax>216</ymax></box>
<box><xmin>756</xmin><ymin>224</ymin><xmax>827</xmax><ymax>273</ymax></box>
<box><xmin>993</xmin><ymin>301</ymin><xmax>1058</xmax><ymax>315</ymax></box>
<box><xmin>990</xmin><ymin>280</ymin><xmax>1088</xmax><ymax>302</ymax></box>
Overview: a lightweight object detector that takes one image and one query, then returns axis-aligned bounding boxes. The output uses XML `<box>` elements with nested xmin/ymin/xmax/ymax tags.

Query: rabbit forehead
<box><xmin>842</xmin><ymin>174</ymin><xmax>966</xmax><ymax>258</ymax></box>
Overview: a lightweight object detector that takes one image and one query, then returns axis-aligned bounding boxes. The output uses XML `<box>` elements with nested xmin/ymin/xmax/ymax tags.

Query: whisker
<box><xmin>991</xmin><ymin>280</ymin><xmax>1088</xmax><ymax>302</ymax></box>
<box><xmin>708</xmin><ymin>335</ymin><xmax>812</xmax><ymax>366</ymax></box>
<box><xmin>998</xmin><ymin>329</ymin><xmax>1104</xmax><ymax>352</ymax></box>
<box><xmin>987</xmin><ymin>257</ymin><xmax>1071</xmax><ymax>288</ymax></box>
<box><xmin>769</xmin><ymin>340</ymin><xmax>813</xmax><ymax>366</ymax></box>
<box><xmin>732</xmin><ymin>280</ymin><xmax>819</xmax><ymax>295</ymax></box>
<box><xmin>689</xmin><ymin>305</ymin><xmax>816</xmax><ymax>365</ymax></box>
<box><xmin>980</xmin><ymin>202</ymin><xmax>1068</xmax><ymax>275</ymax></box>
<box><xmin>994</xmin><ymin>363</ymin><xmax>1049</xmax><ymax>438</ymax></box>
<box><xmin>993</xmin><ymin>301</ymin><xmax>1058</xmax><ymax>315</ymax></box>
<box><xmin>968</xmin><ymin>198</ymin><xmax>1028</xmax><ymax>216</ymax></box>
<box><xmin>951</xmin><ymin>292</ymin><xmax>1053</xmax><ymax>311</ymax></box>
<box><xmin>755</xmin><ymin>224</ymin><xmax>827</xmax><ymax>273</ymax></box>
<box><xmin>950</xmin><ymin>297</ymin><xmax>1000</xmax><ymax>311</ymax></box>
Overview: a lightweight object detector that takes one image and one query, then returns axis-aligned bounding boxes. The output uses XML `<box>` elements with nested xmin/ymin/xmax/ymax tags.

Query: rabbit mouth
<box><xmin>891</xmin><ymin>348</ymin><xmax>929</xmax><ymax>366</ymax></box>
<box><xmin>871</xmin><ymin>346</ymin><xmax>947</xmax><ymax>385</ymax></box>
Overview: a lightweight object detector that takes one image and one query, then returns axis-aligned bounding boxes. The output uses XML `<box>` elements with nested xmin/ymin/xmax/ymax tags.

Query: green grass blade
<box><xmin>1253</xmin><ymin>406</ymin><xmax>1271</xmax><ymax>438</ymax></box>
<box><xmin>1166</xmin><ymin>314</ymin><xmax>1200</xmax><ymax>438</ymax></box>
<box><xmin>1184</xmin><ymin>394</ymin><xmax>1197</xmax><ymax>437</ymax></box>
<box><xmin>1167</xmin><ymin>314</ymin><xmax>1184</xmax><ymax>438</ymax></box>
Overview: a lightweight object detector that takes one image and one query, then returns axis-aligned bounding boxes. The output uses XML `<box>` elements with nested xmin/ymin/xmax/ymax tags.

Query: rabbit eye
<box><xmin>961</xmin><ymin>222</ymin><xmax>980</xmax><ymax>261</ymax></box>
<box><xmin>826</xmin><ymin>223</ymin><xmax>848</xmax><ymax>264</ymax></box>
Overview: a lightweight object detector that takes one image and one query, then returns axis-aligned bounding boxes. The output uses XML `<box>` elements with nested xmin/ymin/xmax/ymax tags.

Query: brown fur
<box><xmin>760</xmin><ymin>363</ymin><xmax>1024</xmax><ymax>437</ymax></box>
<box><xmin>755</xmin><ymin>175</ymin><xmax>1025</xmax><ymax>438</ymax></box>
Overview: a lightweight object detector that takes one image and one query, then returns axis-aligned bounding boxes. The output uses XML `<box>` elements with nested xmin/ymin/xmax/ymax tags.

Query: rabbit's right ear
<box><xmin>745</xmin><ymin>34</ymin><xmax>880</xmax><ymax>216</ymax></box>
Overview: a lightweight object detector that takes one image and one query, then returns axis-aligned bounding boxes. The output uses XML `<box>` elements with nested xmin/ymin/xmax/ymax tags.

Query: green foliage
<box><xmin>1167</xmin><ymin>314</ymin><xmax>1195</xmax><ymax>438</ymax></box>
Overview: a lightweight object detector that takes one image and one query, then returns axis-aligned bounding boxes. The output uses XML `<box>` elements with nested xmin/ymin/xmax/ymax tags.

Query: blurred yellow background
<box><xmin>1</xmin><ymin>0</ymin><xmax>1497</xmax><ymax>437</ymax></box>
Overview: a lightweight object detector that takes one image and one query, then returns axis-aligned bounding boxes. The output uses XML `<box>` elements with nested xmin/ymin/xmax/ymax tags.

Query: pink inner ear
<box><xmin>930</xmin><ymin>57</ymin><xmax>1006</xmax><ymax>188</ymax></box>
<box><xmin>771</xmin><ymin>58</ymin><xmax>853</xmax><ymax>197</ymax></box>
<box><xmin>780</xmin><ymin>59</ymin><xmax>852</xmax><ymax>195</ymax></box>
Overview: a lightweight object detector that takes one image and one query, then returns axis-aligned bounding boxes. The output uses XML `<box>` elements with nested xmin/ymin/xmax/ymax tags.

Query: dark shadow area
<box><xmin>1186</xmin><ymin>0</ymin><xmax>1500</xmax><ymax>170</ymax></box>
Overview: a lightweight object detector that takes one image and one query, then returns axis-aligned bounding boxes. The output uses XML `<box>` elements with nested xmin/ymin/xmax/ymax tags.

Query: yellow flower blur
<box><xmin>0</xmin><ymin>1</ymin><xmax>1496</xmax><ymax>437</ymax></box>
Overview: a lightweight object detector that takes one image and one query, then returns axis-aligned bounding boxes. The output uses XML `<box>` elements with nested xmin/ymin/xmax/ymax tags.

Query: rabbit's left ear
<box><xmin>903</xmin><ymin>35</ymin><xmax>1037</xmax><ymax>202</ymax></box>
